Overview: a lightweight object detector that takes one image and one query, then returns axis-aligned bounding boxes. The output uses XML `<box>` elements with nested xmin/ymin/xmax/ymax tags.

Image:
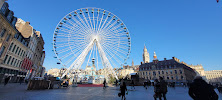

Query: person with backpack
<box><xmin>189</xmin><ymin>76</ymin><xmax>218</xmax><ymax>100</ymax></box>
<box><xmin>154</xmin><ymin>79</ymin><xmax>162</xmax><ymax>100</ymax></box>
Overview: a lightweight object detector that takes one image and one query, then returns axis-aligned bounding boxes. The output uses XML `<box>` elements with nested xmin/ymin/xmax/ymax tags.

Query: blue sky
<box><xmin>6</xmin><ymin>0</ymin><xmax>222</xmax><ymax>71</ymax></box>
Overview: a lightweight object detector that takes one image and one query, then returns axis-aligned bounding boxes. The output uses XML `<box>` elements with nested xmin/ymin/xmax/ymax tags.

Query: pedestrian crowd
<box><xmin>116</xmin><ymin>76</ymin><xmax>220</xmax><ymax>100</ymax></box>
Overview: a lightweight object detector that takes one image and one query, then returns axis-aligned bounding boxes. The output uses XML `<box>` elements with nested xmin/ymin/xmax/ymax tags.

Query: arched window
<box><xmin>162</xmin><ymin>71</ymin><xmax>164</xmax><ymax>74</ymax></box>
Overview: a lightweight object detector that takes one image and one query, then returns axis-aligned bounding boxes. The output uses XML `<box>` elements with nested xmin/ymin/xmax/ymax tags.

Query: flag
<box><xmin>217</xmin><ymin>0</ymin><xmax>219</xmax><ymax>3</ymax></box>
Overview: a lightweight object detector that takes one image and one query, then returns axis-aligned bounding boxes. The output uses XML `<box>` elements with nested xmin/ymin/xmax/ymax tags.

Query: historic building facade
<box><xmin>139</xmin><ymin>56</ymin><xmax>196</xmax><ymax>83</ymax></box>
<box><xmin>15</xmin><ymin>18</ymin><xmax>45</xmax><ymax>78</ymax></box>
<box><xmin>0</xmin><ymin>2</ymin><xmax>29</xmax><ymax>83</ymax></box>
<box><xmin>205</xmin><ymin>70</ymin><xmax>222</xmax><ymax>84</ymax></box>
<box><xmin>0</xmin><ymin>2</ymin><xmax>45</xmax><ymax>83</ymax></box>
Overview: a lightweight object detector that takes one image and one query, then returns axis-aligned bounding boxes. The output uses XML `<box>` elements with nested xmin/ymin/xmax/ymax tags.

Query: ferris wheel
<box><xmin>52</xmin><ymin>7</ymin><xmax>131</xmax><ymax>79</ymax></box>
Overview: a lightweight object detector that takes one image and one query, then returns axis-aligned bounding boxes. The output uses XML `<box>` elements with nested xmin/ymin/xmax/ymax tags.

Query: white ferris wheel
<box><xmin>52</xmin><ymin>7</ymin><xmax>131</xmax><ymax>80</ymax></box>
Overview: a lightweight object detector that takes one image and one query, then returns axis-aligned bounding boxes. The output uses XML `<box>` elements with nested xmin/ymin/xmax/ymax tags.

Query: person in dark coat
<box><xmin>4</xmin><ymin>76</ymin><xmax>10</xmax><ymax>86</ymax></box>
<box><xmin>131</xmin><ymin>80</ymin><xmax>135</xmax><ymax>89</ymax></box>
<box><xmin>159</xmin><ymin>77</ymin><xmax>167</xmax><ymax>100</ymax></box>
<box><xmin>103</xmin><ymin>79</ymin><xmax>106</xmax><ymax>89</ymax></box>
<box><xmin>154</xmin><ymin>79</ymin><xmax>162</xmax><ymax>100</ymax></box>
<box><xmin>189</xmin><ymin>76</ymin><xmax>218</xmax><ymax>100</ymax></box>
<box><xmin>120</xmin><ymin>82</ymin><xmax>127</xmax><ymax>100</ymax></box>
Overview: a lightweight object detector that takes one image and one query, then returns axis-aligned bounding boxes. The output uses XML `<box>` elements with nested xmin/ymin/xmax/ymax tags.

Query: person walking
<box><xmin>19</xmin><ymin>78</ymin><xmax>23</xmax><ymax>85</ymax></box>
<box><xmin>189</xmin><ymin>76</ymin><xmax>218</xmax><ymax>100</ymax></box>
<box><xmin>131</xmin><ymin>80</ymin><xmax>135</xmax><ymax>89</ymax></box>
<box><xmin>4</xmin><ymin>76</ymin><xmax>10</xmax><ymax>86</ymax></box>
<box><xmin>159</xmin><ymin>77</ymin><xmax>167</xmax><ymax>100</ymax></box>
<box><xmin>120</xmin><ymin>82</ymin><xmax>127</xmax><ymax>100</ymax></box>
<box><xmin>154</xmin><ymin>79</ymin><xmax>162</xmax><ymax>100</ymax></box>
<box><xmin>103</xmin><ymin>79</ymin><xmax>106</xmax><ymax>89</ymax></box>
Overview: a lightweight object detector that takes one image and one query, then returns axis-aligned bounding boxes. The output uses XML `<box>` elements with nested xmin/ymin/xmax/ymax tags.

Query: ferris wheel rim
<box><xmin>52</xmin><ymin>7</ymin><xmax>131</xmax><ymax>68</ymax></box>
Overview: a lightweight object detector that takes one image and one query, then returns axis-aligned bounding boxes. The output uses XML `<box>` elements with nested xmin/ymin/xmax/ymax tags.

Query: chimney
<box><xmin>164</xmin><ymin>58</ymin><xmax>166</xmax><ymax>61</ymax></box>
<box><xmin>141</xmin><ymin>62</ymin><xmax>143</xmax><ymax>65</ymax></box>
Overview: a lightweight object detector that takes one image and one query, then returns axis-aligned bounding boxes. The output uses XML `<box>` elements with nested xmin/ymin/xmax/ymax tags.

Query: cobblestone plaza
<box><xmin>0</xmin><ymin>84</ymin><xmax>221</xmax><ymax>100</ymax></box>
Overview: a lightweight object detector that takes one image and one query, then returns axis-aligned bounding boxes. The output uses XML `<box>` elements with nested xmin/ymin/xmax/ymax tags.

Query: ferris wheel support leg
<box><xmin>96</xmin><ymin>41</ymin><xmax>118</xmax><ymax>80</ymax></box>
<box><xmin>61</xmin><ymin>40</ymin><xmax>95</xmax><ymax>78</ymax></box>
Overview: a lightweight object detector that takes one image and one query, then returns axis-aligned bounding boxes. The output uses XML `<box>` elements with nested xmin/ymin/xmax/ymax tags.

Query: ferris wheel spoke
<box><xmin>76</xmin><ymin>13</ymin><xmax>93</xmax><ymax>32</ymax></box>
<box><xmin>102</xmin><ymin>43</ymin><xmax>126</xmax><ymax>61</ymax></box>
<box><xmin>103</xmin><ymin>20</ymin><xmax>118</xmax><ymax>32</ymax></box>
<box><xmin>87</xmin><ymin>11</ymin><xmax>94</xmax><ymax>32</ymax></box>
<box><xmin>97</xmin><ymin>12</ymin><xmax>105</xmax><ymax>33</ymax></box>
<box><xmin>98</xmin><ymin>14</ymin><xmax>109</xmax><ymax>33</ymax></box>
<box><xmin>81</xmin><ymin>12</ymin><xmax>93</xmax><ymax>31</ymax></box>
<box><xmin>60</xmin><ymin>51</ymin><xmax>73</xmax><ymax>60</ymax></box>
<box><xmin>100</xmin><ymin>15</ymin><xmax>117</xmax><ymax>32</ymax></box>
<box><xmin>70</xmin><ymin>15</ymin><xmax>93</xmax><ymax>36</ymax></box>
<box><xmin>101</xmin><ymin>44</ymin><xmax>123</xmax><ymax>66</ymax></box>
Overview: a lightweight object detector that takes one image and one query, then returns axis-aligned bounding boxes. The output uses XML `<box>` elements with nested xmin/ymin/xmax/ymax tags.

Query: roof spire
<box><xmin>153</xmin><ymin>51</ymin><xmax>157</xmax><ymax>60</ymax></box>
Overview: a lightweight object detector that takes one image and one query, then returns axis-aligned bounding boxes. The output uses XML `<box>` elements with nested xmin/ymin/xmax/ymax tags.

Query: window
<box><xmin>175</xmin><ymin>70</ymin><xmax>177</xmax><ymax>74</ymax></box>
<box><xmin>158</xmin><ymin>71</ymin><xmax>160</xmax><ymax>74</ymax></box>
<box><xmin>6</xmin><ymin>34</ymin><xmax>11</xmax><ymax>41</ymax></box>
<box><xmin>170</xmin><ymin>70</ymin><xmax>173</xmax><ymax>74</ymax></box>
<box><xmin>9</xmin><ymin>43</ymin><xmax>14</xmax><ymax>51</ymax></box>
<box><xmin>3</xmin><ymin>55</ymin><xmax>8</xmax><ymax>63</ymax></box>
<box><xmin>143</xmin><ymin>72</ymin><xmax>144</xmax><ymax>75</ymax></box>
<box><xmin>12</xmin><ymin>45</ymin><xmax>17</xmax><ymax>52</ymax></box>
<box><xmin>146</xmin><ymin>72</ymin><xmax>147</xmax><ymax>75</ymax></box>
<box><xmin>162</xmin><ymin>71</ymin><xmax>164</xmax><ymax>74</ymax></box>
<box><xmin>17</xmin><ymin>48</ymin><xmax>21</xmax><ymax>55</ymax></box>
<box><xmin>19</xmin><ymin>61</ymin><xmax>22</xmax><ymax>67</ymax></box>
<box><xmin>15</xmin><ymin>47</ymin><xmax>19</xmax><ymax>54</ymax></box>
<box><xmin>16</xmin><ymin>60</ymin><xmax>20</xmax><ymax>67</ymax></box>
<box><xmin>18</xmin><ymin>36</ymin><xmax>22</xmax><ymax>41</ymax></box>
<box><xmin>0</xmin><ymin>46</ymin><xmax>5</xmax><ymax>57</ymax></box>
<box><xmin>171</xmin><ymin>76</ymin><xmax>174</xmax><ymax>80</ymax></box>
<box><xmin>153</xmin><ymin>71</ymin><xmax>156</xmax><ymax>76</ymax></box>
<box><xmin>167</xmin><ymin>76</ymin><xmax>169</xmax><ymax>79</ymax></box>
<box><xmin>10</xmin><ymin>58</ymin><xmax>14</xmax><ymax>65</ymax></box>
<box><xmin>169</xmin><ymin>65</ymin><xmax>171</xmax><ymax>68</ymax></box>
<box><xmin>166</xmin><ymin>71</ymin><xmax>168</xmax><ymax>74</ymax></box>
<box><xmin>20</xmin><ymin>50</ymin><xmax>23</xmax><ymax>56</ymax></box>
<box><xmin>149</xmin><ymin>72</ymin><xmax>151</xmax><ymax>75</ymax></box>
<box><xmin>181</xmin><ymin>76</ymin><xmax>184</xmax><ymax>79</ymax></box>
<box><xmin>22</xmin><ymin>52</ymin><xmax>25</xmax><ymax>57</ymax></box>
<box><xmin>7</xmin><ymin>56</ymin><xmax>11</xmax><ymax>64</ymax></box>
<box><xmin>13</xmin><ymin>59</ymin><xmax>17</xmax><ymax>66</ymax></box>
<box><xmin>14</xmin><ymin>33</ymin><xmax>18</xmax><ymax>38</ymax></box>
<box><xmin>179</xmin><ymin>70</ymin><xmax>182</xmax><ymax>74</ymax></box>
<box><xmin>0</xmin><ymin>29</ymin><xmax>6</xmax><ymax>37</ymax></box>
